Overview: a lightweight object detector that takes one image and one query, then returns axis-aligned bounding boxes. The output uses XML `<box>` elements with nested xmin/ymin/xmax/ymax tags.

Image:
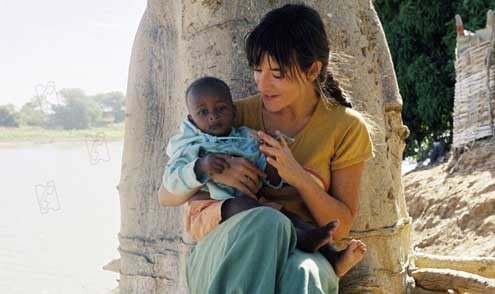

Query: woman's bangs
<box><xmin>246</xmin><ymin>26</ymin><xmax>298</xmax><ymax>78</ymax></box>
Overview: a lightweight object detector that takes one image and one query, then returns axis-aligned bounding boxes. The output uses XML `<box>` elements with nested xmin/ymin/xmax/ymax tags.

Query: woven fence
<box><xmin>453</xmin><ymin>11</ymin><xmax>495</xmax><ymax>147</ymax></box>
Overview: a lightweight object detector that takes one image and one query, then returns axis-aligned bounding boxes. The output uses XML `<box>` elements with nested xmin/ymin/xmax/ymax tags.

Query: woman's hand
<box><xmin>257</xmin><ymin>130</ymin><xmax>307</xmax><ymax>188</ymax></box>
<box><xmin>209</xmin><ymin>155</ymin><xmax>266</xmax><ymax>199</ymax></box>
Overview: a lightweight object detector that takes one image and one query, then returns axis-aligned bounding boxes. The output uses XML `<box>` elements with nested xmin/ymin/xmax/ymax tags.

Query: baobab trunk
<box><xmin>118</xmin><ymin>0</ymin><xmax>412</xmax><ymax>293</ymax></box>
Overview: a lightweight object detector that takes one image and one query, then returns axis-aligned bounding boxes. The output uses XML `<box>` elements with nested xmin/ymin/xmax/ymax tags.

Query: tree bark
<box><xmin>118</xmin><ymin>1</ymin><xmax>411</xmax><ymax>293</ymax></box>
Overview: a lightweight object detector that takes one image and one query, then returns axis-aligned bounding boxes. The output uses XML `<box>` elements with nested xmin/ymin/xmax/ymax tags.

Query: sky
<box><xmin>0</xmin><ymin>0</ymin><xmax>146</xmax><ymax>109</ymax></box>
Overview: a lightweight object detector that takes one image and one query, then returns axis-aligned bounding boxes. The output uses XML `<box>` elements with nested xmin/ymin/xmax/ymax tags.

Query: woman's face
<box><xmin>253</xmin><ymin>55</ymin><xmax>315</xmax><ymax>113</ymax></box>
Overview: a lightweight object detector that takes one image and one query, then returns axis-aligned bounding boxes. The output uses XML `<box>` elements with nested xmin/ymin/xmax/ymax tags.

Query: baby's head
<box><xmin>185</xmin><ymin>77</ymin><xmax>236</xmax><ymax>136</ymax></box>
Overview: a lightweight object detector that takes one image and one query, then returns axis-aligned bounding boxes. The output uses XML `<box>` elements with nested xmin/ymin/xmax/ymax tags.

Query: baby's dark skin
<box><xmin>217</xmin><ymin>166</ymin><xmax>342</xmax><ymax>268</ymax></box>
<box><xmin>186</xmin><ymin>85</ymin><xmax>344</xmax><ymax>271</ymax></box>
<box><xmin>194</xmin><ymin>148</ymin><xmax>342</xmax><ymax>267</ymax></box>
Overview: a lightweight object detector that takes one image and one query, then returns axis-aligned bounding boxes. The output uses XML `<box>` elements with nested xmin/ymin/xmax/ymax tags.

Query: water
<box><xmin>0</xmin><ymin>140</ymin><xmax>122</xmax><ymax>294</ymax></box>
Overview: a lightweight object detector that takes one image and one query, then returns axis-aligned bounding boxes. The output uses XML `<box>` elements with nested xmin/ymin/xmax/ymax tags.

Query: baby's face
<box><xmin>187</xmin><ymin>94</ymin><xmax>235</xmax><ymax>136</ymax></box>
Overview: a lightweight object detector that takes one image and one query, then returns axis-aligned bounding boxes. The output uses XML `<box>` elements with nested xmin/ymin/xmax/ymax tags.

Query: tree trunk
<box><xmin>118</xmin><ymin>1</ymin><xmax>411</xmax><ymax>293</ymax></box>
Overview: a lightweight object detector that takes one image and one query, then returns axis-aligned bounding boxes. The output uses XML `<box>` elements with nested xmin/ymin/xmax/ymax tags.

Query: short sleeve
<box><xmin>233</xmin><ymin>95</ymin><xmax>262</xmax><ymax>129</ymax></box>
<box><xmin>330</xmin><ymin>115</ymin><xmax>374</xmax><ymax>171</ymax></box>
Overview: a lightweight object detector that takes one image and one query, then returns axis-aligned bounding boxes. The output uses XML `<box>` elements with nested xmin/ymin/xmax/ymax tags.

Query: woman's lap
<box><xmin>186</xmin><ymin>207</ymin><xmax>339</xmax><ymax>294</ymax></box>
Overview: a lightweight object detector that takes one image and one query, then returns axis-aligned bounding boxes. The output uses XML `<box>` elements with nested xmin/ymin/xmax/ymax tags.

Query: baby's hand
<box><xmin>199</xmin><ymin>153</ymin><xmax>231</xmax><ymax>177</ymax></box>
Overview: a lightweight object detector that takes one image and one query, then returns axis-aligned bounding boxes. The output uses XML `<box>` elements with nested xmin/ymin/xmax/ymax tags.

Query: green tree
<box><xmin>51</xmin><ymin>89</ymin><xmax>102</xmax><ymax>129</ymax></box>
<box><xmin>18</xmin><ymin>98</ymin><xmax>48</xmax><ymax>126</ymax></box>
<box><xmin>0</xmin><ymin>104</ymin><xmax>20</xmax><ymax>127</ymax></box>
<box><xmin>376</xmin><ymin>0</ymin><xmax>494</xmax><ymax>158</ymax></box>
<box><xmin>90</xmin><ymin>91</ymin><xmax>126</xmax><ymax>123</ymax></box>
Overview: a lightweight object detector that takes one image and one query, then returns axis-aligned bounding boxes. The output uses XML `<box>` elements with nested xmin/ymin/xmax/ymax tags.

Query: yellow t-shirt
<box><xmin>234</xmin><ymin>95</ymin><xmax>374</xmax><ymax>224</ymax></box>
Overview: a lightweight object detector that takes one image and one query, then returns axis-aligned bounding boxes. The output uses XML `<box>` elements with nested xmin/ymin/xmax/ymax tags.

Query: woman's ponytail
<box><xmin>316</xmin><ymin>69</ymin><xmax>352</xmax><ymax>108</ymax></box>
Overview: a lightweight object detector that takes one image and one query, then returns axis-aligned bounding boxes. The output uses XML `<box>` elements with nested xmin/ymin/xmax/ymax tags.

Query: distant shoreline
<box><xmin>0</xmin><ymin>123</ymin><xmax>124</xmax><ymax>147</ymax></box>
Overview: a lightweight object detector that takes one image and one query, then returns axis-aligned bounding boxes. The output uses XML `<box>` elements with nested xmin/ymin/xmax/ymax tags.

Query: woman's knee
<box><xmin>251</xmin><ymin>207</ymin><xmax>293</xmax><ymax>235</ymax></box>
<box><xmin>219</xmin><ymin>206</ymin><xmax>295</xmax><ymax>245</ymax></box>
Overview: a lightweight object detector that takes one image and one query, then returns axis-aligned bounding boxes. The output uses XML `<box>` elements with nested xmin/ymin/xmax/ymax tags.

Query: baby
<box><xmin>163</xmin><ymin>76</ymin><xmax>366</xmax><ymax>277</ymax></box>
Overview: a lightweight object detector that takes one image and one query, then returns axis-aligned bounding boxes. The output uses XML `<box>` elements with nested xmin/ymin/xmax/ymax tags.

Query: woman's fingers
<box><xmin>266</xmin><ymin>156</ymin><xmax>280</xmax><ymax>169</ymax></box>
<box><xmin>213</xmin><ymin>156</ymin><xmax>230</xmax><ymax>170</ymax></box>
<box><xmin>259</xmin><ymin>144</ymin><xmax>281</xmax><ymax>158</ymax></box>
<box><xmin>226</xmin><ymin>173</ymin><xmax>258</xmax><ymax>198</ymax></box>
<box><xmin>218</xmin><ymin>154</ymin><xmax>265</xmax><ymax>180</ymax></box>
<box><xmin>210</xmin><ymin>172</ymin><xmax>258</xmax><ymax>199</ymax></box>
<box><xmin>244</xmin><ymin>173</ymin><xmax>259</xmax><ymax>191</ymax></box>
<box><xmin>238</xmin><ymin>157</ymin><xmax>266</xmax><ymax>179</ymax></box>
<box><xmin>232</xmin><ymin>170</ymin><xmax>258</xmax><ymax>191</ymax></box>
<box><xmin>211</xmin><ymin>163</ymin><xmax>224</xmax><ymax>174</ymax></box>
<box><xmin>276</xmin><ymin>130</ymin><xmax>289</xmax><ymax>148</ymax></box>
<box><xmin>257</xmin><ymin>130</ymin><xmax>281</xmax><ymax>148</ymax></box>
<box><xmin>208</xmin><ymin>154</ymin><xmax>263</xmax><ymax>197</ymax></box>
<box><xmin>235</xmin><ymin>184</ymin><xmax>258</xmax><ymax>199</ymax></box>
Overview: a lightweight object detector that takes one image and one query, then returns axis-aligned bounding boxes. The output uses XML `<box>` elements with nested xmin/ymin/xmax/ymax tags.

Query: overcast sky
<box><xmin>0</xmin><ymin>0</ymin><xmax>146</xmax><ymax>109</ymax></box>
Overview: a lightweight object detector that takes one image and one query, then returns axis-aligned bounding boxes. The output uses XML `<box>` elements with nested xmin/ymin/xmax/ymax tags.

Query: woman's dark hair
<box><xmin>245</xmin><ymin>3</ymin><xmax>352</xmax><ymax>108</ymax></box>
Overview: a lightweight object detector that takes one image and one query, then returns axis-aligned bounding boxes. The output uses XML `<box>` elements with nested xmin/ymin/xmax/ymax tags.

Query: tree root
<box><xmin>414</xmin><ymin>252</ymin><xmax>495</xmax><ymax>279</ymax></box>
<box><xmin>410</xmin><ymin>268</ymin><xmax>495</xmax><ymax>294</ymax></box>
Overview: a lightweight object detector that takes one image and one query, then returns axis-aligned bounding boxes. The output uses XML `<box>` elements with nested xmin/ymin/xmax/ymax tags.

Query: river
<box><xmin>0</xmin><ymin>140</ymin><xmax>122</xmax><ymax>294</ymax></box>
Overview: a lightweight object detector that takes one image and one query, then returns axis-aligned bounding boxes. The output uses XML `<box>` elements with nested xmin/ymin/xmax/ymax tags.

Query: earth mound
<box><xmin>403</xmin><ymin>137</ymin><xmax>495</xmax><ymax>257</ymax></box>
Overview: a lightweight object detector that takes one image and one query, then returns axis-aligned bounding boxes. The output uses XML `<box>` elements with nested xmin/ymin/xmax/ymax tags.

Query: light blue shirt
<box><xmin>163</xmin><ymin>119</ymin><xmax>280</xmax><ymax>200</ymax></box>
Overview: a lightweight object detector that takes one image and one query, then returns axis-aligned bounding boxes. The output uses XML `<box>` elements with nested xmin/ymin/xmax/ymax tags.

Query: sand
<box><xmin>403</xmin><ymin>137</ymin><xmax>495</xmax><ymax>257</ymax></box>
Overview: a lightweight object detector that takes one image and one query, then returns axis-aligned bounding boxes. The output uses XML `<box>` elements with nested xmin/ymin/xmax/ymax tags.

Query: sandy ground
<box><xmin>403</xmin><ymin>137</ymin><xmax>495</xmax><ymax>257</ymax></box>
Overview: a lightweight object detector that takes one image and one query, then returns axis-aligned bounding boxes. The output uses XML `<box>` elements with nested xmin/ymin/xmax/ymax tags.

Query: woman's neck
<box><xmin>273</xmin><ymin>89</ymin><xmax>319</xmax><ymax>122</ymax></box>
<box><xmin>261</xmin><ymin>88</ymin><xmax>320</xmax><ymax>137</ymax></box>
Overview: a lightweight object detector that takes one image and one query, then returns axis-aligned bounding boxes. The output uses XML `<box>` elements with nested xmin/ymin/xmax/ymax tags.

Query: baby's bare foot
<box><xmin>299</xmin><ymin>220</ymin><xmax>339</xmax><ymax>253</ymax></box>
<box><xmin>335</xmin><ymin>239</ymin><xmax>367</xmax><ymax>277</ymax></box>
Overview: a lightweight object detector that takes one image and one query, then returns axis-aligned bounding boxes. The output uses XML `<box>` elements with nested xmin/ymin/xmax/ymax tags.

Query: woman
<box><xmin>159</xmin><ymin>3</ymin><xmax>373</xmax><ymax>293</ymax></box>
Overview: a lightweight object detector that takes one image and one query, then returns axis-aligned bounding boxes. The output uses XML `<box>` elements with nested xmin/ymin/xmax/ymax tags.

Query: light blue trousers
<box><xmin>186</xmin><ymin>207</ymin><xmax>339</xmax><ymax>294</ymax></box>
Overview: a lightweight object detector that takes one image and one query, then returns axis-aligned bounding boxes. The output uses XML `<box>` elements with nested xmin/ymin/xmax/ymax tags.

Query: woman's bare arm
<box><xmin>294</xmin><ymin>162</ymin><xmax>364</xmax><ymax>240</ymax></box>
<box><xmin>158</xmin><ymin>184</ymin><xmax>202</xmax><ymax>207</ymax></box>
<box><xmin>256</xmin><ymin>130</ymin><xmax>364</xmax><ymax>240</ymax></box>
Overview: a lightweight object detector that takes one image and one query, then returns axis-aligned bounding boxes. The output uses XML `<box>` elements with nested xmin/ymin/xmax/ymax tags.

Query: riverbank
<box><xmin>0</xmin><ymin>123</ymin><xmax>124</xmax><ymax>147</ymax></box>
